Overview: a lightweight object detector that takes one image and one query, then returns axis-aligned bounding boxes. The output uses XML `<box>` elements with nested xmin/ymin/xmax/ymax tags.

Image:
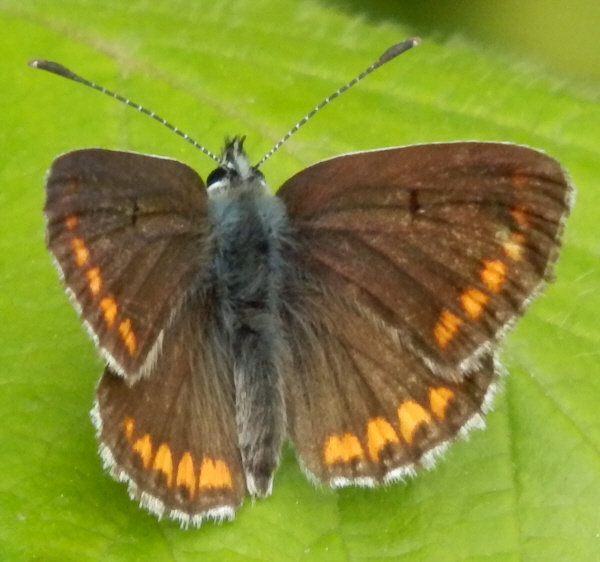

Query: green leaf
<box><xmin>1</xmin><ymin>1</ymin><xmax>599</xmax><ymax>561</ymax></box>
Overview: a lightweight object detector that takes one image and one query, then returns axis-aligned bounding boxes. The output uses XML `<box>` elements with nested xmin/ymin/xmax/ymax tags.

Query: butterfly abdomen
<box><xmin>208</xmin><ymin>189</ymin><xmax>292</xmax><ymax>496</ymax></box>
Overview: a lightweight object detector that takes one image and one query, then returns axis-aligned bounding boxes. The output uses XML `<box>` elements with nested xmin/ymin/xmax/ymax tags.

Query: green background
<box><xmin>1</xmin><ymin>1</ymin><xmax>599</xmax><ymax>561</ymax></box>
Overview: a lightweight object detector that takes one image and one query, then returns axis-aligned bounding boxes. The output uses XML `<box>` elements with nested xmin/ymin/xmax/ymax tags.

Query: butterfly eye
<box><xmin>206</xmin><ymin>167</ymin><xmax>228</xmax><ymax>187</ymax></box>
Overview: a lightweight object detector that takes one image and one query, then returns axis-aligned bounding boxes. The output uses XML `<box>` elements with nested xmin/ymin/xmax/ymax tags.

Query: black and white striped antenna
<box><xmin>29</xmin><ymin>37</ymin><xmax>420</xmax><ymax>169</ymax></box>
<box><xmin>28</xmin><ymin>58</ymin><xmax>222</xmax><ymax>165</ymax></box>
<box><xmin>255</xmin><ymin>37</ymin><xmax>420</xmax><ymax>168</ymax></box>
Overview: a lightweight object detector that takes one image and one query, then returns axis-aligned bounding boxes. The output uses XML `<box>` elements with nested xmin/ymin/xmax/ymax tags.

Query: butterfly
<box><xmin>33</xmin><ymin>38</ymin><xmax>573</xmax><ymax>527</ymax></box>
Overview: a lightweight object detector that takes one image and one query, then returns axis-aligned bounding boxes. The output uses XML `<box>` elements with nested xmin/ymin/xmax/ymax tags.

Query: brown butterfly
<box><xmin>33</xmin><ymin>38</ymin><xmax>573</xmax><ymax>527</ymax></box>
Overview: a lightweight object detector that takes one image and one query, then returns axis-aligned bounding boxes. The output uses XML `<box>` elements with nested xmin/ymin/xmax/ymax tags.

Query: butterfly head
<box><xmin>206</xmin><ymin>136</ymin><xmax>266</xmax><ymax>193</ymax></box>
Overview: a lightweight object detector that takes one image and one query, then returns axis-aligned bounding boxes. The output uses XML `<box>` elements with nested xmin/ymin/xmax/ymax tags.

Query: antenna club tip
<box><xmin>378</xmin><ymin>37</ymin><xmax>421</xmax><ymax>64</ymax></box>
<box><xmin>27</xmin><ymin>59</ymin><xmax>77</xmax><ymax>80</ymax></box>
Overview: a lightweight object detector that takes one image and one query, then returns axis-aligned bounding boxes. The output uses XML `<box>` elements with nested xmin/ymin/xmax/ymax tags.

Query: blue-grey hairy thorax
<box><xmin>206</xmin><ymin>136</ymin><xmax>293</xmax><ymax>497</ymax></box>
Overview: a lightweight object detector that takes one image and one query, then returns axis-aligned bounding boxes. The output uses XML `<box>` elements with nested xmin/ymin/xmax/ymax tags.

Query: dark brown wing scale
<box><xmin>46</xmin><ymin>149</ymin><xmax>249</xmax><ymax>525</ymax></box>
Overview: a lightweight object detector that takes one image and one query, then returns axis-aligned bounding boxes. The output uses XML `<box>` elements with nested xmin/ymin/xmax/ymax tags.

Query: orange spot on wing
<box><xmin>176</xmin><ymin>452</ymin><xmax>196</xmax><ymax>498</ymax></box>
<box><xmin>366</xmin><ymin>417</ymin><xmax>399</xmax><ymax>461</ymax></box>
<box><xmin>122</xmin><ymin>417</ymin><xmax>134</xmax><ymax>441</ymax></box>
<box><xmin>433</xmin><ymin>310</ymin><xmax>462</xmax><ymax>349</ymax></box>
<box><xmin>65</xmin><ymin>214</ymin><xmax>78</xmax><ymax>230</ymax></box>
<box><xmin>70</xmin><ymin>237</ymin><xmax>89</xmax><ymax>267</ymax></box>
<box><xmin>132</xmin><ymin>433</ymin><xmax>153</xmax><ymax>468</ymax></box>
<box><xmin>480</xmin><ymin>260</ymin><xmax>507</xmax><ymax>293</ymax></box>
<box><xmin>99</xmin><ymin>296</ymin><xmax>118</xmax><ymax>328</ymax></box>
<box><xmin>118</xmin><ymin>318</ymin><xmax>137</xmax><ymax>355</ymax></box>
<box><xmin>460</xmin><ymin>288</ymin><xmax>489</xmax><ymax>320</ymax></box>
<box><xmin>323</xmin><ymin>433</ymin><xmax>364</xmax><ymax>465</ymax></box>
<box><xmin>199</xmin><ymin>458</ymin><xmax>233</xmax><ymax>489</ymax></box>
<box><xmin>428</xmin><ymin>387</ymin><xmax>455</xmax><ymax>419</ymax></box>
<box><xmin>397</xmin><ymin>400</ymin><xmax>432</xmax><ymax>444</ymax></box>
<box><xmin>510</xmin><ymin>206</ymin><xmax>529</xmax><ymax>228</ymax></box>
<box><xmin>153</xmin><ymin>443</ymin><xmax>174</xmax><ymax>487</ymax></box>
<box><xmin>511</xmin><ymin>172</ymin><xmax>528</xmax><ymax>189</ymax></box>
<box><xmin>85</xmin><ymin>266</ymin><xmax>102</xmax><ymax>296</ymax></box>
<box><xmin>502</xmin><ymin>232</ymin><xmax>525</xmax><ymax>261</ymax></box>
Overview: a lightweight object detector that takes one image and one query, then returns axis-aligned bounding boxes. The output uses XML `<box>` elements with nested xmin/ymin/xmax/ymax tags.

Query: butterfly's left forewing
<box><xmin>45</xmin><ymin>149</ymin><xmax>211</xmax><ymax>380</ymax></box>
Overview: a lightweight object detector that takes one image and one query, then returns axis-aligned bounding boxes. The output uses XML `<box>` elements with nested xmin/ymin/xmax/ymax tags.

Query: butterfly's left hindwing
<box><xmin>94</xmin><ymin>293</ymin><xmax>246</xmax><ymax>527</ymax></box>
<box><xmin>277</xmin><ymin>142</ymin><xmax>573</xmax><ymax>376</ymax></box>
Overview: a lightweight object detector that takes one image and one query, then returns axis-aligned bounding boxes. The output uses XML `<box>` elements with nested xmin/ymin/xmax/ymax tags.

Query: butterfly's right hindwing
<box><xmin>281</xmin><ymin>286</ymin><xmax>496</xmax><ymax>485</ymax></box>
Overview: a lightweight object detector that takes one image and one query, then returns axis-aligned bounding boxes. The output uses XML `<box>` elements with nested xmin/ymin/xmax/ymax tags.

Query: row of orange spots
<box><xmin>431</xmin><ymin>178</ymin><xmax>529</xmax><ymax>348</ymax></box>
<box><xmin>65</xmin><ymin>213</ymin><xmax>137</xmax><ymax>355</ymax></box>
<box><xmin>433</xmin><ymin>237</ymin><xmax>526</xmax><ymax>348</ymax></box>
<box><xmin>122</xmin><ymin>416</ymin><xmax>234</xmax><ymax>496</ymax></box>
<box><xmin>323</xmin><ymin>386</ymin><xmax>456</xmax><ymax>465</ymax></box>
<box><xmin>508</xmin><ymin>177</ymin><xmax>529</xmax><ymax>256</ymax></box>
<box><xmin>433</xmin><ymin>258</ymin><xmax>510</xmax><ymax>349</ymax></box>
<box><xmin>506</xmin><ymin>175</ymin><xmax>529</xmax><ymax>270</ymax></box>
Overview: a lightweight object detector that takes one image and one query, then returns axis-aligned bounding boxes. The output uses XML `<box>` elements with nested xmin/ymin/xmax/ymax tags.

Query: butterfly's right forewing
<box><xmin>277</xmin><ymin>142</ymin><xmax>572</xmax><ymax>375</ymax></box>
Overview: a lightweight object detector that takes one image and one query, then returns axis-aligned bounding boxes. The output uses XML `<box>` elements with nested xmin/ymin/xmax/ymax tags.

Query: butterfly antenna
<box><xmin>255</xmin><ymin>37</ymin><xmax>421</xmax><ymax>168</ymax></box>
<box><xmin>28</xmin><ymin>59</ymin><xmax>222</xmax><ymax>165</ymax></box>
